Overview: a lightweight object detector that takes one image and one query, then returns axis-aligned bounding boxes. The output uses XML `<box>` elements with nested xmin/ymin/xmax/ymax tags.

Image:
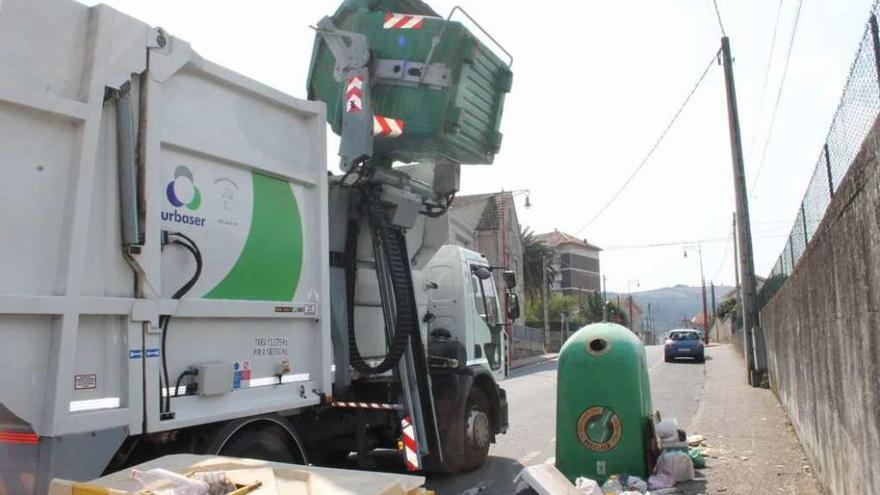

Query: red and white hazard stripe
<box><xmin>401</xmin><ymin>416</ymin><xmax>420</xmax><ymax>471</ymax></box>
<box><xmin>373</xmin><ymin>115</ymin><xmax>405</xmax><ymax>137</ymax></box>
<box><xmin>383</xmin><ymin>12</ymin><xmax>425</xmax><ymax>29</ymax></box>
<box><xmin>330</xmin><ymin>401</ymin><xmax>404</xmax><ymax>411</ymax></box>
<box><xmin>344</xmin><ymin>76</ymin><xmax>363</xmax><ymax>113</ymax></box>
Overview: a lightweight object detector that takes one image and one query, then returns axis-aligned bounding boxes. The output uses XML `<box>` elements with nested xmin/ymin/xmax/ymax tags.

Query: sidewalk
<box><xmin>679</xmin><ymin>344</ymin><xmax>823</xmax><ymax>494</ymax></box>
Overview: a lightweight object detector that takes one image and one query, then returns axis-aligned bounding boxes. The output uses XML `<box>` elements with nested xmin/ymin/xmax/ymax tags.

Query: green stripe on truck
<box><xmin>206</xmin><ymin>172</ymin><xmax>304</xmax><ymax>301</ymax></box>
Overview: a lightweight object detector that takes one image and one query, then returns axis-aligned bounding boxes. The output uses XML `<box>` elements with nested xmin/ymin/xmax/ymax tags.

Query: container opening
<box><xmin>407</xmin><ymin>67</ymin><xmax>422</xmax><ymax>77</ymax></box>
<box><xmin>588</xmin><ymin>339</ymin><xmax>608</xmax><ymax>354</ymax></box>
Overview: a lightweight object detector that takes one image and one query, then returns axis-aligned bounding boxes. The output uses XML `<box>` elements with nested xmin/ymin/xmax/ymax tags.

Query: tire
<box><xmin>697</xmin><ymin>353</ymin><xmax>705</xmax><ymax>363</ymax></box>
<box><xmin>462</xmin><ymin>387</ymin><xmax>492</xmax><ymax>471</ymax></box>
<box><xmin>212</xmin><ymin>417</ymin><xmax>307</xmax><ymax>465</ymax></box>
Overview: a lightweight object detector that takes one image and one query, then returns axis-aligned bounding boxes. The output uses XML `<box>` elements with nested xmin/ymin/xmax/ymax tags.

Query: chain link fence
<box><xmin>759</xmin><ymin>6</ymin><xmax>880</xmax><ymax>305</ymax></box>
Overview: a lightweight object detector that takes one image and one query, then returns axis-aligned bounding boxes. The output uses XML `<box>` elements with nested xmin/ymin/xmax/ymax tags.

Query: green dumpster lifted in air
<box><xmin>308</xmin><ymin>0</ymin><xmax>513</xmax><ymax>169</ymax></box>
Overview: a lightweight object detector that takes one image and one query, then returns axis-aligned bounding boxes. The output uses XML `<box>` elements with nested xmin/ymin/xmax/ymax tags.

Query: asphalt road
<box><xmin>425</xmin><ymin>345</ymin><xmax>707</xmax><ymax>495</ymax></box>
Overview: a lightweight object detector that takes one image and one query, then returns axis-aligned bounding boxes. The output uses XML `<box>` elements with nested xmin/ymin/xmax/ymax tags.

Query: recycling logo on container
<box><xmin>577</xmin><ymin>406</ymin><xmax>622</xmax><ymax>452</ymax></box>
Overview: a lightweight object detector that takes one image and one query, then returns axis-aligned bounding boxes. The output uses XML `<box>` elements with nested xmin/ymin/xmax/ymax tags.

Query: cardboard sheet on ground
<box><xmin>49</xmin><ymin>454</ymin><xmax>428</xmax><ymax>495</ymax></box>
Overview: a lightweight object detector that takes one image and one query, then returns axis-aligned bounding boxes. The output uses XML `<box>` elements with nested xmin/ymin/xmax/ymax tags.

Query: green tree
<box><xmin>520</xmin><ymin>227</ymin><xmax>556</xmax><ymax>304</ymax></box>
<box><xmin>716</xmin><ymin>297</ymin><xmax>738</xmax><ymax>320</ymax></box>
<box><xmin>582</xmin><ymin>292</ymin><xmax>605</xmax><ymax>323</ymax></box>
<box><xmin>580</xmin><ymin>292</ymin><xmax>628</xmax><ymax>326</ymax></box>
<box><xmin>525</xmin><ymin>293</ymin><xmax>572</xmax><ymax>322</ymax></box>
<box><xmin>527</xmin><ymin>292</ymin><xmax>627</xmax><ymax>328</ymax></box>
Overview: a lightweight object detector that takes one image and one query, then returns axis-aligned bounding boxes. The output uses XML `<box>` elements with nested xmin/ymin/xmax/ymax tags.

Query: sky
<box><xmin>81</xmin><ymin>0</ymin><xmax>875</xmax><ymax>292</ymax></box>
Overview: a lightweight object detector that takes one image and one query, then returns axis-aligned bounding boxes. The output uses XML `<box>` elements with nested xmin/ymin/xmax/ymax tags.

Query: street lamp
<box><xmin>683</xmin><ymin>244</ymin><xmax>710</xmax><ymax>345</ymax></box>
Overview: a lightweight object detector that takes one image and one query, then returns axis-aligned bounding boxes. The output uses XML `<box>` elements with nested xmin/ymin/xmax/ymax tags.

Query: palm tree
<box><xmin>520</xmin><ymin>227</ymin><xmax>557</xmax><ymax>303</ymax></box>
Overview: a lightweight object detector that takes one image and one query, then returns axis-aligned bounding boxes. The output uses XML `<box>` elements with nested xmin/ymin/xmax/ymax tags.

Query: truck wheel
<box><xmin>211</xmin><ymin>416</ymin><xmax>307</xmax><ymax>464</ymax></box>
<box><xmin>462</xmin><ymin>387</ymin><xmax>492</xmax><ymax>471</ymax></box>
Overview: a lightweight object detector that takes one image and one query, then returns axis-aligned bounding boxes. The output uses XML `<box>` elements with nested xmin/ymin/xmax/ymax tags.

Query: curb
<box><xmin>511</xmin><ymin>353</ymin><xmax>558</xmax><ymax>370</ymax></box>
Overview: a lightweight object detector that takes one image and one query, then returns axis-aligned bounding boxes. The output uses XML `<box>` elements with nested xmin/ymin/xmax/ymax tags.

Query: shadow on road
<box><xmin>677</xmin><ymin>471</ymin><xmax>709</xmax><ymax>494</ymax></box>
<box><xmin>426</xmin><ymin>455</ymin><xmax>527</xmax><ymax>495</ymax></box>
<box><xmin>666</xmin><ymin>356</ymin><xmax>712</xmax><ymax>365</ymax></box>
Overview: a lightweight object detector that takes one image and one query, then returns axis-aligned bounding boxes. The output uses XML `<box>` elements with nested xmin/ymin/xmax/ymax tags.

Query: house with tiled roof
<box><xmin>535</xmin><ymin>229</ymin><xmax>602</xmax><ymax>297</ymax></box>
<box><xmin>448</xmin><ymin>192</ymin><xmax>525</xmax><ymax>322</ymax></box>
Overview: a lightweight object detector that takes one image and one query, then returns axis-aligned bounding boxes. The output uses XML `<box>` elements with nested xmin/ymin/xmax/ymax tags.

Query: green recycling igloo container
<box><xmin>307</xmin><ymin>0</ymin><xmax>513</xmax><ymax>165</ymax></box>
<box><xmin>556</xmin><ymin>323</ymin><xmax>654</xmax><ymax>484</ymax></box>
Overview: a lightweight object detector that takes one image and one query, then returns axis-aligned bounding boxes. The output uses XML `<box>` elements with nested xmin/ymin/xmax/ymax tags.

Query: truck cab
<box><xmin>425</xmin><ymin>246</ymin><xmax>513</xmax><ymax>383</ymax></box>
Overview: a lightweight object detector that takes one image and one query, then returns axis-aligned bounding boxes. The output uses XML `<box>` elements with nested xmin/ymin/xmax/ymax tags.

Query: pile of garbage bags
<box><xmin>516</xmin><ymin>418</ymin><xmax>709</xmax><ymax>495</ymax></box>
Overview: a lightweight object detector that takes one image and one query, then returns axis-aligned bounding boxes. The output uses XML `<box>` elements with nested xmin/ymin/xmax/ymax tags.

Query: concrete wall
<box><xmin>709</xmin><ymin>316</ymin><xmax>733</xmax><ymax>344</ymax></box>
<box><xmin>760</xmin><ymin>123</ymin><xmax>880</xmax><ymax>494</ymax></box>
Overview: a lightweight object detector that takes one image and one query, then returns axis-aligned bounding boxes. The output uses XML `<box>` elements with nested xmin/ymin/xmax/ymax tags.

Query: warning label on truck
<box><xmin>74</xmin><ymin>374</ymin><xmax>97</xmax><ymax>390</ymax></box>
<box><xmin>253</xmin><ymin>337</ymin><xmax>289</xmax><ymax>357</ymax></box>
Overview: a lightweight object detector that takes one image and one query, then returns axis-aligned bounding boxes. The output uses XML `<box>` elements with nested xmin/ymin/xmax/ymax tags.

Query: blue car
<box><xmin>664</xmin><ymin>329</ymin><xmax>705</xmax><ymax>362</ymax></box>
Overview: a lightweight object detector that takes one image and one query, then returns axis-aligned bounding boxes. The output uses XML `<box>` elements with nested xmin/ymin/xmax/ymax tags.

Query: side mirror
<box><xmin>472</xmin><ymin>266</ymin><xmax>492</xmax><ymax>280</ymax></box>
<box><xmin>507</xmin><ymin>292</ymin><xmax>521</xmax><ymax>321</ymax></box>
<box><xmin>502</xmin><ymin>270</ymin><xmax>517</xmax><ymax>289</ymax></box>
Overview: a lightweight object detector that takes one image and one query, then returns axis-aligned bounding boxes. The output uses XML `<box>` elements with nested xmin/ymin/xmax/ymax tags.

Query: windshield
<box><xmin>471</xmin><ymin>271</ymin><xmax>500</xmax><ymax>325</ymax></box>
<box><xmin>670</xmin><ymin>331</ymin><xmax>700</xmax><ymax>341</ymax></box>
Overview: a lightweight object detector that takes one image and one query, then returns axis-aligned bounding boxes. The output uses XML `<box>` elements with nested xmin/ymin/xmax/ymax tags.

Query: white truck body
<box><xmin>0</xmin><ymin>0</ymin><xmax>510</xmax><ymax>491</ymax></box>
<box><xmin>1</xmin><ymin>0</ymin><xmax>330</xmax><ymax>486</ymax></box>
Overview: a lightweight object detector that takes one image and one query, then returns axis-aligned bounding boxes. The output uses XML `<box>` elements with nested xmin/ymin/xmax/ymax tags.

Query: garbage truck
<box><xmin>0</xmin><ymin>0</ymin><xmax>515</xmax><ymax>492</ymax></box>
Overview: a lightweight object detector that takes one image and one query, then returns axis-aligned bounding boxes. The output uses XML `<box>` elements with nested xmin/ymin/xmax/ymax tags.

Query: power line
<box><xmin>712</xmin><ymin>0</ymin><xmax>727</xmax><ymax>37</ymax></box>
<box><xmin>573</xmin><ymin>49</ymin><xmax>720</xmax><ymax>235</ymax></box>
<box><xmin>711</xmin><ymin>232</ymin><xmax>733</xmax><ymax>281</ymax></box>
<box><xmin>749</xmin><ymin>0</ymin><xmax>804</xmax><ymax>196</ymax></box>
<box><xmin>746</xmin><ymin>0</ymin><xmax>786</xmax><ymax>164</ymax></box>
<box><xmin>601</xmin><ymin>233</ymin><xmax>787</xmax><ymax>251</ymax></box>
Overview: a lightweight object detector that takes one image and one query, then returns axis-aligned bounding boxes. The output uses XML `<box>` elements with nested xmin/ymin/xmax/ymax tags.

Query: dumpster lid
<box><xmin>334</xmin><ymin>0</ymin><xmax>440</xmax><ymax>18</ymax></box>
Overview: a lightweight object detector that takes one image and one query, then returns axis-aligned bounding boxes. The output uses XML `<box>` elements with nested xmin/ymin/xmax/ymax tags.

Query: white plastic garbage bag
<box><xmin>131</xmin><ymin>468</ymin><xmax>210</xmax><ymax>495</ymax></box>
<box><xmin>190</xmin><ymin>471</ymin><xmax>237</xmax><ymax>495</ymax></box>
<box><xmin>574</xmin><ymin>477</ymin><xmax>603</xmax><ymax>495</ymax></box>
<box><xmin>648</xmin><ymin>472</ymin><xmax>675</xmax><ymax>490</ymax></box>
<box><xmin>622</xmin><ymin>474</ymin><xmax>648</xmax><ymax>492</ymax></box>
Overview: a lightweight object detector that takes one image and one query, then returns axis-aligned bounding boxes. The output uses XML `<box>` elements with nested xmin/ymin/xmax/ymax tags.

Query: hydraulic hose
<box><xmin>346</xmin><ymin>198</ymin><xmax>414</xmax><ymax>375</ymax></box>
<box><xmin>160</xmin><ymin>232</ymin><xmax>202</xmax><ymax>414</ymax></box>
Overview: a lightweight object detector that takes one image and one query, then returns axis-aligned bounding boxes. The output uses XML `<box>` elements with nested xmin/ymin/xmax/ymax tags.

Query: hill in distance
<box><xmin>611</xmin><ymin>284</ymin><xmax>734</xmax><ymax>332</ymax></box>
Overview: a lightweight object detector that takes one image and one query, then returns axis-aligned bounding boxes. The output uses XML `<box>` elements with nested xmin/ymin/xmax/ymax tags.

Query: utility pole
<box><xmin>684</xmin><ymin>245</ymin><xmax>710</xmax><ymax>345</ymax></box>
<box><xmin>602</xmin><ymin>275</ymin><xmax>608</xmax><ymax>322</ymax></box>
<box><xmin>560</xmin><ymin>313</ymin><xmax>565</xmax><ymax>344</ymax></box>
<box><xmin>699</xmin><ymin>252</ymin><xmax>710</xmax><ymax>346</ymax></box>
<box><xmin>732</xmin><ymin>213</ymin><xmax>740</xmax><ymax>294</ymax></box>
<box><xmin>626</xmin><ymin>280</ymin><xmax>634</xmax><ymax>332</ymax></box>
<box><xmin>541</xmin><ymin>257</ymin><xmax>550</xmax><ymax>353</ymax></box>
<box><xmin>498</xmin><ymin>191</ymin><xmax>511</xmax><ymax>370</ymax></box>
<box><xmin>710</xmin><ymin>281</ymin><xmax>717</xmax><ymax>341</ymax></box>
<box><xmin>710</xmin><ymin>282</ymin><xmax>717</xmax><ymax>321</ymax></box>
<box><xmin>721</xmin><ymin>36</ymin><xmax>762</xmax><ymax>385</ymax></box>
